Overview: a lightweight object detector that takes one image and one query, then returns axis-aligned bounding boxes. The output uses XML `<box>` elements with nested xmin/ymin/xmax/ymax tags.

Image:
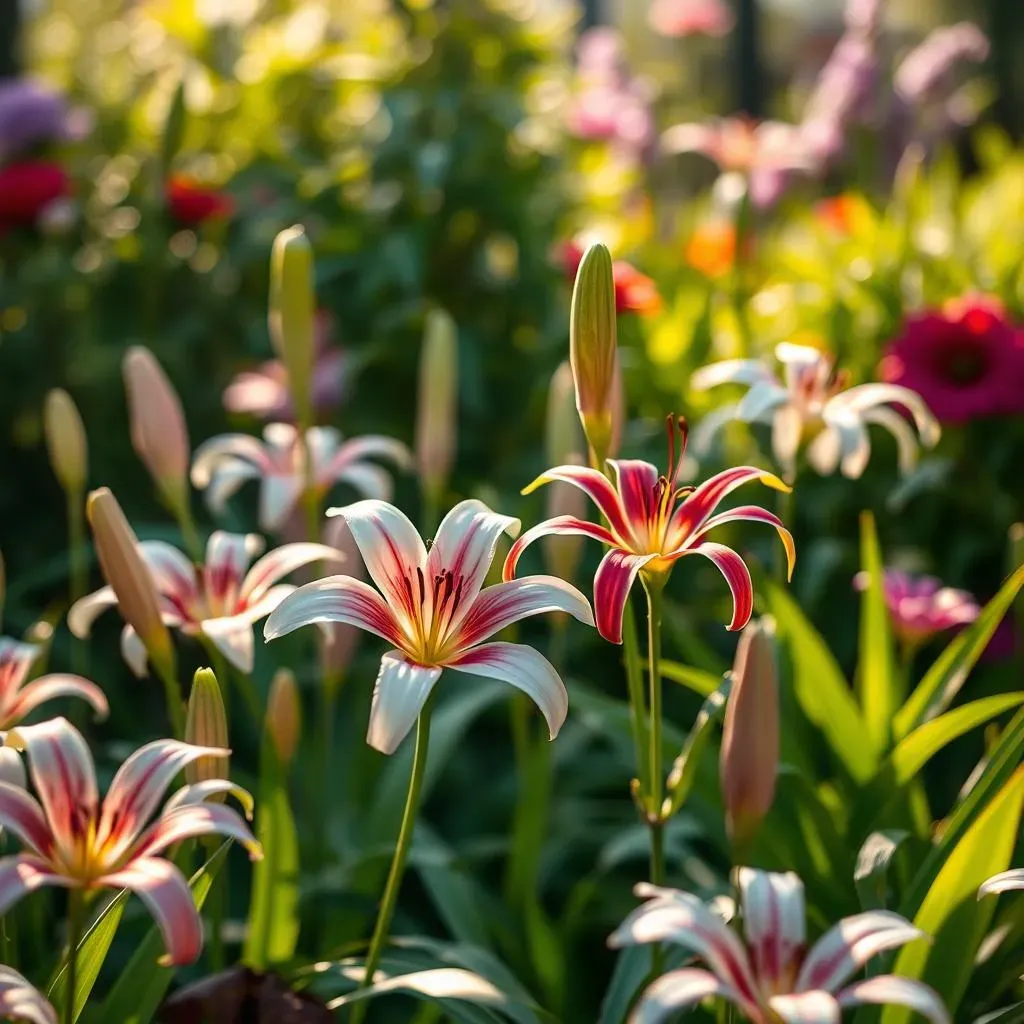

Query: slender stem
<box><xmin>314</xmin><ymin>678</ymin><xmax>338</xmax><ymax>868</ymax></box>
<box><xmin>63</xmin><ymin>891</ymin><xmax>84</xmax><ymax>1024</ymax></box>
<box><xmin>621</xmin><ymin>600</ymin><xmax>651</xmax><ymax>801</ymax></box>
<box><xmin>171</xmin><ymin>493</ymin><xmax>203</xmax><ymax>564</ymax></box>
<box><xmin>643</xmin><ymin>576</ymin><xmax>666</xmax><ymax>981</ymax></box>
<box><xmin>156</xmin><ymin>662</ymin><xmax>185</xmax><ymax>739</ymax></box>
<box><xmin>206</xmin><ymin>836</ymin><xmax>226</xmax><ymax>972</ymax></box>
<box><xmin>351</xmin><ymin>696</ymin><xmax>436</xmax><ymax>1024</ymax></box>
<box><xmin>302</xmin><ymin>425</ymin><xmax>321</xmax><ymax>548</ymax></box>
<box><xmin>67</xmin><ymin>489</ymin><xmax>89</xmax><ymax>709</ymax></box>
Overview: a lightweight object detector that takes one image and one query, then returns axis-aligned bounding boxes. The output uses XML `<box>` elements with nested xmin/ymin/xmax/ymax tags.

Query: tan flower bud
<box><xmin>185</xmin><ymin>667</ymin><xmax>229</xmax><ymax>789</ymax></box>
<box><xmin>268</xmin><ymin>225</ymin><xmax>316</xmax><ymax>427</ymax></box>
<box><xmin>123</xmin><ymin>347</ymin><xmax>191</xmax><ymax>515</ymax></box>
<box><xmin>569</xmin><ymin>242</ymin><xmax>617</xmax><ymax>465</ymax></box>
<box><xmin>720</xmin><ymin>618</ymin><xmax>779</xmax><ymax>851</ymax></box>
<box><xmin>44</xmin><ymin>389</ymin><xmax>88</xmax><ymax>495</ymax></box>
<box><xmin>85</xmin><ymin>487</ymin><xmax>176</xmax><ymax>681</ymax></box>
<box><xmin>415</xmin><ymin>308</ymin><xmax>458</xmax><ymax>501</ymax></box>
<box><xmin>267</xmin><ymin>668</ymin><xmax>301</xmax><ymax>767</ymax></box>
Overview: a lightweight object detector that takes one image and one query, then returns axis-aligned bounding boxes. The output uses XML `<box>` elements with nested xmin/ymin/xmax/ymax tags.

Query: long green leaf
<box><xmin>895</xmin><ymin>563</ymin><xmax>1024</xmax><ymax>738</ymax></box>
<box><xmin>663</xmin><ymin>678</ymin><xmax>730</xmax><ymax>817</ymax></box>
<box><xmin>98</xmin><ymin>841</ymin><xmax>230</xmax><ymax>1024</ymax></box>
<box><xmin>660</xmin><ymin>661</ymin><xmax>722</xmax><ymax>698</ymax></box>
<box><xmin>881</xmin><ymin>768</ymin><xmax>1024</xmax><ymax>1024</ymax></box>
<box><xmin>857</xmin><ymin>512</ymin><xmax>897</xmax><ymax>751</ymax></box>
<box><xmin>854</xmin><ymin>830</ymin><xmax>911</xmax><ymax>911</ymax></box>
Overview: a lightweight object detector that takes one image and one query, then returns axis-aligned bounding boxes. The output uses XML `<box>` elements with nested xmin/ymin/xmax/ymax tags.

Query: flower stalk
<box><xmin>62</xmin><ymin>890</ymin><xmax>84</xmax><ymax>1024</ymax></box>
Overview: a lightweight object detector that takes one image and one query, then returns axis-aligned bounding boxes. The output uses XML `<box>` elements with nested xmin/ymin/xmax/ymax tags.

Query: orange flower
<box><xmin>685</xmin><ymin>222</ymin><xmax>748</xmax><ymax>278</ymax></box>
<box><xmin>562</xmin><ymin>242</ymin><xmax>661</xmax><ymax>316</ymax></box>
<box><xmin>815</xmin><ymin>194</ymin><xmax>863</xmax><ymax>235</ymax></box>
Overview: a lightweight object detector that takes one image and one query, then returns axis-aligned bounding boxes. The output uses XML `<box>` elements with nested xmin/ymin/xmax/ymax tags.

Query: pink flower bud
<box><xmin>267</xmin><ymin>668</ymin><xmax>301</xmax><ymax>767</ymax></box>
<box><xmin>416</xmin><ymin>308</ymin><xmax>458</xmax><ymax>501</ymax></box>
<box><xmin>44</xmin><ymin>388</ymin><xmax>88</xmax><ymax>494</ymax></box>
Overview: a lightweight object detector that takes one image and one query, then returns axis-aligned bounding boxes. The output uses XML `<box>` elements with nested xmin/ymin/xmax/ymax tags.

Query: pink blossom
<box><xmin>648</xmin><ymin>0</ymin><xmax>735</xmax><ymax>39</ymax></box>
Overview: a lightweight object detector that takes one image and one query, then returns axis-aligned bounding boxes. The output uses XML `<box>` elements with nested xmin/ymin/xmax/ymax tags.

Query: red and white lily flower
<box><xmin>191</xmin><ymin>422</ymin><xmax>412</xmax><ymax>533</ymax></box>
<box><xmin>609</xmin><ymin>870</ymin><xmax>950</xmax><ymax>1024</ymax></box>
<box><xmin>0</xmin><ymin>965</ymin><xmax>56</xmax><ymax>1024</ymax></box>
<box><xmin>264</xmin><ymin>499</ymin><xmax>595</xmax><ymax>754</ymax></box>
<box><xmin>70</xmin><ymin>531</ymin><xmax>341</xmax><ymax>675</ymax></box>
<box><xmin>0</xmin><ymin>637</ymin><xmax>107</xmax><ymax>729</ymax></box>
<box><xmin>503</xmin><ymin>418</ymin><xmax>794</xmax><ymax>644</ymax></box>
<box><xmin>0</xmin><ymin>717</ymin><xmax>261</xmax><ymax>967</ymax></box>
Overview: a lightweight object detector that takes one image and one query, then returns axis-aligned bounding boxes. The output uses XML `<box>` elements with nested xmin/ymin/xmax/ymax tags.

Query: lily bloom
<box><xmin>691</xmin><ymin>342</ymin><xmax>940</xmax><ymax>481</ymax></box>
<box><xmin>0</xmin><ymin>965</ymin><xmax>56</xmax><ymax>1024</ymax></box>
<box><xmin>191</xmin><ymin>423</ymin><xmax>411</xmax><ymax>533</ymax></box>
<box><xmin>0</xmin><ymin>637</ymin><xmax>107</xmax><ymax>729</ymax></box>
<box><xmin>979</xmin><ymin>869</ymin><xmax>1024</xmax><ymax>897</ymax></box>
<box><xmin>503</xmin><ymin>418</ymin><xmax>794</xmax><ymax>644</ymax></box>
<box><xmin>0</xmin><ymin>717</ymin><xmax>261</xmax><ymax>966</ymax></box>
<box><xmin>70</xmin><ymin>531</ymin><xmax>342</xmax><ymax>675</ymax></box>
<box><xmin>609</xmin><ymin>870</ymin><xmax>949</xmax><ymax>1024</ymax></box>
<box><xmin>265</xmin><ymin>499</ymin><xmax>594</xmax><ymax>755</ymax></box>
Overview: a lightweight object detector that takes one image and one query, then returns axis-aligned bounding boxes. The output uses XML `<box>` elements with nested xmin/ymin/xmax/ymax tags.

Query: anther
<box><xmin>416</xmin><ymin>567</ymin><xmax>427</xmax><ymax>604</ymax></box>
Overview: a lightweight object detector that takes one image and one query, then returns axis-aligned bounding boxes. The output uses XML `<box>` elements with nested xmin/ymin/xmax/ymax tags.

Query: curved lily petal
<box><xmin>594</xmin><ymin>550</ymin><xmax>658</xmax><ymax>645</ymax></box>
<box><xmin>769</xmin><ymin>991</ymin><xmax>841</xmax><ymax>1023</ymax></box>
<box><xmin>688</xmin><ymin>505</ymin><xmax>795</xmax><ymax>581</ymax></box>
<box><xmin>191</xmin><ymin>434</ymin><xmax>274</xmax><ymax>488</ymax></box>
<box><xmin>0</xmin><ymin>783</ymin><xmax>51</xmax><ymax>855</ymax></box>
<box><xmin>830</xmin><ymin>384</ymin><xmax>940</xmax><ymax>448</ymax></box>
<box><xmin>688</xmin><ymin>401</ymin><xmax>742</xmax><ymax>461</ymax></box>
<box><xmin>860</xmin><ymin>407</ymin><xmax>922</xmax><ymax>476</ymax></box>
<box><xmin>366</xmin><ymin>651</ymin><xmax>442</xmax><ymax>755</ymax></box>
<box><xmin>796</xmin><ymin>911</ymin><xmax>926</xmax><ymax>992</ymax></box>
<box><xmin>97</xmin><ymin>857</ymin><xmax>202</xmax><ymax>966</ymax></box>
<box><xmin>67</xmin><ymin>586</ymin><xmax>117</xmax><ymax>638</ymax></box>
<box><xmin>0</xmin><ymin>855</ymin><xmax>71</xmax><ymax>917</ymax></box>
<box><xmin>691</xmin><ymin>359</ymin><xmax>777</xmax><ymax>391</ymax></box>
<box><xmin>263</xmin><ymin>422</ymin><xmax>299</xmax><ymax>453</ymax></box>
<box><xmin>264</xmin><ymin>575</ymin><xmax>406</xmax><ymax>649</ymax></box>
<box><xmin>0</xmin><ymin>639</ymin><xmax>41</xmax><ymax>692</ymax></box>
<box><xmin>503</xmin><ymin>517</ymin><xmax>616</xmax><ymax>581</ymax></box>
<box><xmin>324</xmin><ymin>435</ymin><xmax>413</xmax><ymax>478</ymax></box>
<box><xmin>200</xmin><ymin>617</ymin><xmax>255</xmax><ymax>675</ymax></box>
<box><xmin>136</xmin><ymin>542</ymin><xmax>199</xmax><ymax>601</ymax></box>
<box><xmin>234</xmin><ymin>584</ymin><xmax>295</xmax><ymax>626</ymax></box>
<box><xmin>334</xmin><ymin>462</ymin><xmax>394</xmax><ymax>501</ymax></box>
<box><xmin>203</xmin><ymin>532</ymin><xmax>262</xmax><ymax>612</ymax></box>
<box><xmin>521</xmin><ymin>465</ymin><xmax>631</xmax><ymax>543</ymax></box>
<box><xmin>203</xmin><ymin>460</ymin><xmax>261</xmax><ymax>516</ymax></box>
<box><xmin>0</xmin><ymin>966</ymin><xmax>57</xmax><ymax>1024</ymax></box>
<box><xmin>629</xmin><ymin>968</ymin><xmax>740</xmax><ymax>1024</ymax></box>
<box><xmin>241</xmin><ymin>542</ymin><xmax>343</xmax><ymax>603</ymax></box>
<box><xmin>979</xmin><ymin>868</ymin><xmax>1024</xmax><ymax>897</ymax></box>
<box><xmin>259</xmin><ymin>474</ymin><xmax>303</xmax><ymax>532</ymax></box>
<box><xmin>675</xmin><ymin>543</ymin><xmax>753</xmax><ymax>631</ymax></box>
<box><xmin>0</xmin><ymin>749</ymin><xmax>25</xmax><ymax>790</ymax></box>
<box><xmin>837</xmin><ymin>977</ymin><xmax>950</xmax><ymax>1024</ymax></box>
<box><xmin>121</xmin><ymin>625</ymin><xmax>149</xmax><ymax>678</ymax></box>
<box><xmin>822</xmin><ymin>407</ymin><xmax>871</xmax><ymax>479</ymax></box>
<box><xmin>771</xmin><ymin>402</ymin><xmax>804</xmax><ymax>479</ymax></box>
<box><xmin>133</xmin><ymin>804</ymin><xmax>262</xmax><ymax>861</ymax></box>
<box><xmin>7</xmin><ymin>674</ymin><xmax>108</xmax><ymax>725</ymax></box>
<box><xmin>164</xmin><ymin>780</ymin><xmax>254</xmax><ymax>819</ymax></box>
<box><xmin>453</xmin><ymin>577</ymin><xmax>594</xmax><ymax>650</ymax></box>
<box><xmin>447</xmin><ymin>642</ymin><xmax>568</xmax><ymax>740</ymax></box>
<box><xmin>738</xmin><ymin>868</ymin><xmax>806</xmax><ymax>989</ymax></box>
<box><xmin>670</xmin><ymin>466</ymin><xmax>789</xmax><ymax>544</ymax></box>
<box><xmin>607</xmin><ymin>460</ymin><xmax>659</xmax><ymax>526</ymax></box>
<box><xmin>737</xmin><ymin>381</ymin><xmax>791</xmax><ymax>423</ymax></box>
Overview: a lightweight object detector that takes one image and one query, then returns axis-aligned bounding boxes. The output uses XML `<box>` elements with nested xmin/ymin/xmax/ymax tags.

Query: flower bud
<box><xmin>267</xmin><ymin>668</ymin><xmax>301</xmax><ymax>767</ymax></box>
<box><xmin>185</xmin><ymin>668</ymin><xmax>229</xmax><ymax>789</ymax></box>
<box><xmin>44</xmin><ymin>388</ymin><xmax>88</xmax><ymax>494</ymax></box>
<box><xmin>84</xmin><ymin>487</ymin><xmax>176</xmax><ymax>681</ymax></box>
<box><xmin>569</xmin><ymin>242</ymin><xmax>617</xmax><ymax>465</ymax></box>
<box><xmin>268</xmin><ymin>225</ymin><xmax>316</xmax><ymax>427</ymax></box>
<box><xmin>416</xmin><ymin>308</ymin><xmax>458</xmax><ymax>502</ymax></box>
<box><xmin>320</xmin><ymin>517</ymin><xmax>364</xmax><ymax>685</ymax></box>
<box><xmin>123</xmin><ymin>347</ymin><xmax>191</xmax><ymax>516</ymax></box>
<box><xmin>720</xmin><ymin>618</ymin><xmax>778</xmax><ymax>851</ymax></box>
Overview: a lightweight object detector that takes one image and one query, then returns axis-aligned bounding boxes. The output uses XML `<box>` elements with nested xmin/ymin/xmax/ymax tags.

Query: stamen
<box><xmin>416</xmin><ymin>567</ymin><xmax>426</xmax><ymax>605</ymax></box>
<box><xmin>452</xmin><ymin>577</ymin><xmax>464</xmax><ymax>611</ymax></box>
<box><xmin>401</xmin><ymin>575</ymin><xmax>416</xmax><ymax>607</ymax></box>
<box><xmin>672</xmin><ymin>416</ymin><xmax>689</xmax><ymax>487</ymax></box>
<box><xmin>673</xmin><ymin>486</ymin><xmax>695</xmax><ymax>502</ymax></box>
<box><xmin>665</xmin><ymin>414</ymin><xmax>676</xmax><ymax>483</ymax></box>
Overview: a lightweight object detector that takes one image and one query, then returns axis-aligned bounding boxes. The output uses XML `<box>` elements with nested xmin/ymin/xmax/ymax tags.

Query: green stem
<box><xmin>643</xmin><ymin>576</ymin><xmax>666</xmax><ymax>980</ymax></box>
<box><xmin>621</xmin><ymin>600</ymin><xmax>651</xmax><ymax>802</ymax></box>
<box><xmin>206</xmin><ymin>837</ymin><xmax>226</xmax><ymax>973</ymax></box>
<box><xmin>63</xmin><ymin>892</ymin><xmax>84</xmax><ymax>1024</ymax></box>
<box><xmin>351</xmin><ymin>696</ymin><xmax>435</xmax><ymax>1024</ymax></box>
<box><xmin>156</xmin><ymin>662</ymin><xmax>185</xmax><ymax>739</ymax></box>
<box><xmin>171</xmin><ymin>493</ymin><xmax>203</xmax><ymax>564</ymax></box>
<box><xmin>315</xmin><ymin>678</ymin><xmax>338</xmax><ymax>868</ymax></box>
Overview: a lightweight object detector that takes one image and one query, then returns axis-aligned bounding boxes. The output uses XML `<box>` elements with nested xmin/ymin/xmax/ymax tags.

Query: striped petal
<box><xmin>240</xmin><ymin>542</ymin><xmax>343</xmax><ymax>603</ymax></box>
<box><xmin>521</xmin><ymin>465</ymin><xmax>631</xmax><ymax>543</ymax></box>
<box><xmin>366</xmin><ymin>651</ymin><xmax>441</xmax><ymax>755</ymax></box>
<box><xmin>503</xmin><ymin>517</ymin><xmax>616</xmax><ymax>581</ymax></box>
<box><xmin>323</xmin><ymin>434</ymin><xmax>413</xmax><ymax>479</ymax></box>
<box><xmin>0</xmin><ymin>638</ymin><xmax>41</xmax><ymax>693</ymax></box>
<box><xmin>0</xmin><ymin>782</ymin><xmax>52</xmax><ymax>855</ymax></box>
<box><xmin>121</xmin><ymin>625</ymin><xmax>149</xmax><ymax>678</ymax></box>
<box><xmin>201</xmin><ymin>459</ymin><xmax>261</xmax><ymax>516</ymax></box>
<box><xmin>675</xmin><ymin>543</ymin><xmax>753</xmax><ymax>631</ymax></box>
<box><xmin>837</xmin><ymin>977</ymin><xmax>950</xmax><ymax>1024</ymax></box>
<box><xmin>200</xmin><ymin>618</ymin><xmax>255</xmax><ymax>674</ymax></box>
<box><xmin>132</xmin><ymin>804</ymin><xmax>262</xmax><ymax>861</ymax></box>
<box><xmin>979</xmin><ymin>868</ymin><xmax>1024</xmax><ymax>897</ymax></box>
<box><xmin>0</xmin><ymin>855</ymin><xmax>71</xmax><ymax>917</ymax></box>
<box><xmin>796</xmin><ymin>911</ymin><xmax>926</xmax><ymax>993</ymax></box>
<box><xmin>691</xmin><ymin>358</ymin><xmax>776</xmax><ymax>391</ymax></box>
<box><xmin>769</xmin><ymin>992</ymin><xmax>841</xmax><ymax>1023</ymax></box>
<box><xmin>6</xmin><ymin>674</ymin><xmax>108</xmax><ymax>726</ymax></box>
<box><xmin>830</xmin><ymin>384</ymin><xmax>940</xmax><ymax>448</ymax></box>
<box><xmin>594</xmin><ymin>549</ymin><xmax>657</xmax><ymax>645</ymax></box>
<box><xmin>263</xmin><ymin>575</ymin><xmax>406</xmax><ymax>649</ymax></box>
<box><xmin>203</xmin><ymin>532</ymin><xmax>262</xmax><ymax>613</ymax></box>
<box><xmin>0</xmin><ymin>966</ymin><xmax>57</xmax><ymax>1024</ymax></box>
<box><xmin>259</xmin><ymin>474</ymin><xmax>304</xmax><ymax>532</ymax></box>
<box><xmin>688</xmin><ymin>505</ymin><xmax>795</xmax><ymax>581</ymax></box>
<box><xmin>67</xmin><ymin>586</ymin><xmax>117</xmax><ymax>638</ymax></box>
<box><xmin>136</xmin><ymin>542</ymin><xmax>199</xmax><ymax>603</ymax></box>
<box><xmin>629</xmin><ymin>968</ymin><xmax>741</xmax><ymax>1024</ymax></box>
<box><xmin>191</xmin><ymin>433</ymin><xmax>274</xmax><ymax>488</ymax></box>
<box><xmin>607</xmin><ymin>460</ymin><xmax>659</xmax><ymax>527</ymax></box>
<box><xmin>738</xmin><ymin>868</ymin><xmax>806</xmax><ymax>990</ymax></box>
<box><xmin>97</xmin><ymin>857</ymin><xmax>202</xmax><ymax>966</ymax></box>
<box><xmin>163</xmin><ymin>780</ymin><xmax>254</xmax><ymax>819</ymax></box>
<box><xmin>446</xmin><ymin>642</ymin><xmax>568</xmax><ymax>741</ymax></box>
<box><xmin>452</xmin><ymin>576</ymin><xmax>595</xmax><ymax>650</ymax></box>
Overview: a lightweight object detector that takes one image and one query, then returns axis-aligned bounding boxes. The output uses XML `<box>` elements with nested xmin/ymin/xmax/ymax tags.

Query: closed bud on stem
<box><xmin>267</xmin><ymin>668</ymin><xmax>301</xmax><ymax>767</ymax></box>
<box><xmin>268</xmin><ymin>225</ymin><xmax>316</xmax><ymax>428</ymax></box>
<box><xmin>720</xmin><ymin>617</ymin><xmax>779</xmax><ymax>852</ymax></box>
<box><xmin>569</xmin><ymin>242</ymin><xmax>617</xmax><ymax>466</ymax></box>
<box><xmin>123</xmin><ymin>347</ymin><xmax>191</xmax><ymax>517</ymax></box>
<box><xmin>44</xmin><ymin>388</ymin><xmax>88</xmax><ymax>494</ymax></box>
<box><xmin>416</xmin><ymin>308</ymin><xmax>458</xmax><ymax>502</ymax></box>
<box><xmin>185</xmin><ymin>668</ymin><xmax>229</xmax><ymax>790</ymax></box>
<box><xmin>85</xmin><ymin>487</ymin><xmax>176</xmax><ymax>681</ymax></box>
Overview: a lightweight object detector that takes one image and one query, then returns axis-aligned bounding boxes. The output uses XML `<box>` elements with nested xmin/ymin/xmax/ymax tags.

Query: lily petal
<box><xmin>163</xmin><ymin>780</ymin><xmax>254</xmax><ymax>819</ymax></box>
<box><xmin>7</xmin><ymin>674</ymin><xmax>108</xmax><ymax>725</ymax></box>
<box><xmin>259</xmin><ymin>474</ymin><xmax>304</xmax><ymax>532</ymax></box>
<box><xmin>830</xmin><ymin>384</ymin><xmax>940</xmax><ymax>449</ymax></box>
<box><xmin>0</xmin><ymin>638</ymin><xmax>41</xmax><ymax>692</ymax></box>
<box><xmin>691</xmin><ymin>359</ymin><xmax>777</xmax><ymax>391</ymax></box>
<box><xmin>0</xmin><ymin>782</ymin><xmax>51</xmax><ymax>855</ymax></box>
<box><xmin>594</xmin><ymin>550</ymin><xmax>658</xmax><ymax>645</ymax></box>
<box><xmin>333</xmin><ymin>462</ymin><xmax>394</xmax><ymax>501</ymax></box>
<box><xmin>133</xmin><ymin>804</ymin><xmax>262</xmax><ymax>861</ymax></box>
<box><xmin>366</xmin><ymin>652</ymin><xmax>442</xmax><ymax>755</ymax></box>
<box><xmin>202</xmin><ymin>459</ymin><xmax>262</xmax><ymax>516</ymax></box>
<box><xmin>771</xmin><ymin>402</ymin><xmax>804</xmax><ymax>480</ymax></box>
<box><xmin>607</xmin><ymin>460</ymin><xmax>659</xmax><ymax>527</ymax></box>
<box><xmin>191</xmin><ymin>434</ymin><xmax>274</xmax><ymax>488</ymax></box>
<box><xmin>675</xmin><ymin>543</ymin><xmax>753</xmax><ymax>631</ymax></box>
<box><xmin>670</xmin><ymin>466</ymin><xmax>789</xmax><ymax>545</ymax></box>
<box><xmin>796</xmin><ymin>911</ymin><xmax>926</xmax><ymax>993</ymax></box>
<box><xmin>0</xmin><ymin>855</ymin><xmax>71</xmax><ymax>917</ymax></box>
<box><xmin>121</xmin><ymin>625</ymin><xmax>149</xmax><ymax>678</ymax></box>
<box><xmin>240</xmin><ymin>542</ymin><xmax>343</xmax><ymax>603</ymax></box>
<box><xmin>203</xmin><ymin>532</ymin><xmax>262</xmax><ymax>612</ymax></box>
<box><xmin>0</xmin><ymin>749</ymin><xmax>25</xmax><ymax>790</ymax></box>
<box><xmin>200</xmin><ymin>617</ymin><xmax>256</xmax><ymax>674</ymax></box>
<box><xmin>98</xmin><ymin>857</ymin><xmax>202</xmax><ymax>966</ymax></box>
<box><xmin>521</xmin><ymin>465</ymin><xmax>632</xmax><ymax>543</ymax></box>
<box><xmin>737</xmin><ymin>381</ymin><xmax>791</xmax><ymax>423</ymax></box>
<box><xmin>688</xmin><ymin>401</ymin><xmax>742</xmax><ymax>461</ymax></box>
<box><xmin>136</xmin><ymin>542</ymin><xmax>199</xmax><ymax>603</ymax></box>
<box><xmin>0</xmin><ymin>966</ymin><xmax>57</xmax><ymax>1024</ymax></box>
<box><xmin>837</xmin><ymin>977</ymin><xmax>950</xmax><ymax>1024</ymax></box>
<box><xmin>67</xmin><ymin>586</ymin><xmax>117</xmax><ymax>638</ymax></box>
<box><xmin>629</xmin><ymin>968</ymin><xmax>740</xmax><ymax>1024</ymax></box>
<box><xmin>503</xmin><ymin>516</ymin><xmax>617</xmax><ymax>581</ymax></box>
<box><xmin>738</xmin><ymin>868</ymin><xmax>806</xmax><ymax>990</ymax></box>
<box><xmin>688</xmin><ymin>505</ymin><xmax>795</xmax><ymax>581</ymax></box>
<box><xmin>769</xmin><ymin>991</ymin><xmax>841</xmax><ymax>1024</ymax></box>
<box><xmin>978</xmin><ymin>868</ymin><xmax>1024</xmax><ymax>897</ymax></box>
<box><xmin>324</xmin><ymin>434</ymin><xmax>413</xmax><ymax>478</ymax></box>
<box><xmin>447</xmin><ymin>642</ymin><xmax>568</xmax><ymax>740</ymax></box>
<box><xmin>860</xmin><ymin>406</ymin><xmax>922</xmax><ymax>476</ymax></box>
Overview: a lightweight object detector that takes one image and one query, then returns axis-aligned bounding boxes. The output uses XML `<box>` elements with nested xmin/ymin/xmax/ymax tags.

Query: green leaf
<box><xmin>660</xmin><ymin>660</ymin><xmax>722</xmax><ymax>698</ymax></box>
<box><xmin>663</xmin><ymin>677</ymin><xmax>730</xmax><ymax>817</ymax></box>
<box><xmin>895</xmin><ymin>563</ymin><xmax>1024</xmax><ymax>738</ymax></box>
<box><xmin>48</xmin><ymin>890</ymin><xmax>128</xmax><ymax>1022</ymax></box>
<box><xmin>159</xmin><ymin>79</ymin><xmax>186</xmax><ymax>177</ymax></box>
<box><xmin>764</xmin><ymin>579</ymin><xmax>877</xmax><ymax>782</ymax></box>
<box><xmin>244</xmin><ymin>746</ymin><xmax>300</xmax><ymax>968</ymax></box>
<box><xmin>854</xmin><ymin>830</ymin><xmax>911</xmax><ymax>911</ymax></box>
<box><xmin>975</xmin><ymin>1003</ymin><xmax>1024</xmax><ymax>1024</ymax></box>
<box><xmin>98</xmin><ymin>842</ymin><xmax>230</xmax><ymax>1024</ymax></box>
<box><xmin>881</xmin><ymin>768</ymin><xmax>1024</xmax><ymax>1024</ymax></box>
<box><xmin>598</xmin><ymin>945</ymin><xmax>650</xmax><ymax>1024</ymax></box>
<box><xmin>857</xmin><ymin>512</ymin><xmax>897</xmax><ymax>751</ymax></box>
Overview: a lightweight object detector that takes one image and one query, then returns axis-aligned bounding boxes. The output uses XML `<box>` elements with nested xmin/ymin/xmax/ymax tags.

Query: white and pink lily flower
<box><xmin>191</xmin><ymin>422</ymin><xmax>412</xmax><ymax>533</ymax></box>
<box><xmin>503</xmin><ymin>418</ymin><xmax>795</xmax><ymax>644</ymax></box>
<box><xmin>264</xmin><ymin>499</ymin><xmax>595</xmax><ymax>755</ymax></box>
<box><xmin>69</xmin><ymin>531</ymin><xmax>342</xmax><ymax>675</ymax></box>
<box><xmin>0</xmin><ymin>637</ymin><xmax>107</xmax><ymax>729</ymax></box>
<box><xmin>0</xmin><ymin>717</ymin><xmax>261</xmax><ymax>967</ymax></box>
<box><xmin>979</xmin><ymin>869</ymin><xmax>1024</xmax><ymax>898</ymax></box>
<box><xmin>690</xmin><ymin>343</ymin><xmax>940</xmax><ymax>481</ymax></box>
<box><xmin>609</xmin><ymin>870</ymin><xmax>950</xmax><ymax>1024</ymax></box>
<box><xmin>0</xmin><ymin>965</ymin><xmax>56</xmax><ymax>1024</ymax></box>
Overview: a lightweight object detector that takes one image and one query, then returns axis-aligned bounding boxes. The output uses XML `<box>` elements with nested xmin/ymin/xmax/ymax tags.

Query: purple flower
<box><xmin>0</xmin><ymin>79</ymin><xmax>82</xmax><ymax>158</ymax></box>
<box><xmin>895</xmin><ymin>23</ymin><xmax>990</xmax><ymax>106</ymax></box>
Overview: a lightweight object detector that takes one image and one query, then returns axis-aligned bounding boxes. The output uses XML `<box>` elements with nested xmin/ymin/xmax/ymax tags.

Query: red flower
<box><xmin>0</xmin><ymin>160</ymin><xmax>69</xmax><ymax>226</ymax></box>
<box><xmin>166</xmin><ymin>175</ymin><xmax>234</xmax><ymax>226</ymax></box>
<box><xmin>562</xmin><ymin>242</ymin><xmax>662</xmax><ymax>315</ymax></box>
<box><xmin>878</xmin><ymin>297</ymin><xmax>1024</xmax><ymax>423</ymax></box>
<box><xmin>815</xmin><ymin>194</ymin><xmax>865</xmax><ymax>235</ymax></box>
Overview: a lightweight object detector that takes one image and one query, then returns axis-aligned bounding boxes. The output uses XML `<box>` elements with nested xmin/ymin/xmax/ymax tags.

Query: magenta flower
<box><xmin>648</xmin><ymin>0</ymin><xmax>735</xmax><ymax>38</ymax></box>
<box><xmin>854</xmin><ymin>568</ymin><xmax>979</xmax><ymax>648</ymax></box>
<box><xmin>0</xmin><ymin>718</ymin><xmax>261</xmax><ymax>966</ymax></box>
<box><xmin>265</xmin><ymin>499</ymin><xmax>594</xmax><ymax>754</ymax></box>
<box><xmin>879</xmin><ymin>299</ymin><xmax>1024</xmax><ymax>424</ymax></box>
<box><xmin>609</xmin><ymin>870</ymin><xmax>949</xmax><ymax>1024</ymax></box>
<box><xmin>0</xmin><ymin>966</ymin><xmax>56</xmax><ymax>1024</ymax></box>
<box><xmin>503</xmin><ymin>419</ymin><xmax>794</xmax><ymax>644</ymax></box>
